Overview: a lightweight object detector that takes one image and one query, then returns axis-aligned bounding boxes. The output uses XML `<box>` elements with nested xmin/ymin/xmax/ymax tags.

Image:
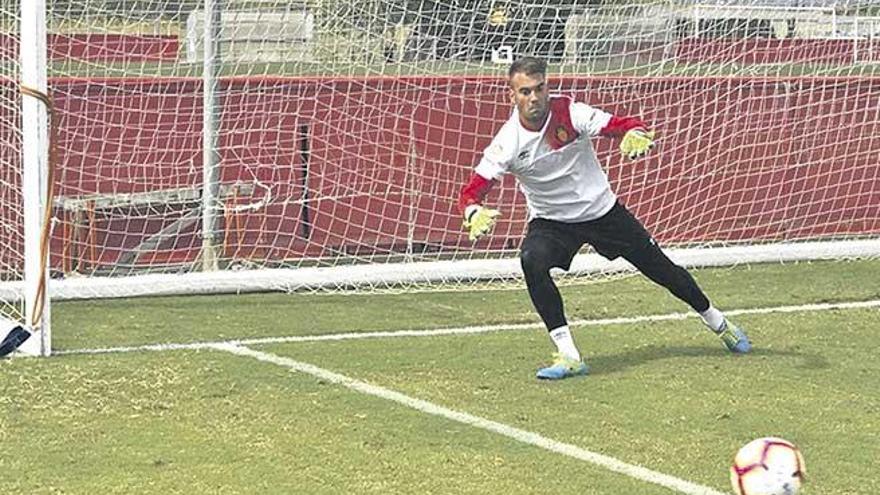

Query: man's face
<box><xmin>509</xmin><ymin>71</ymin><xmax>549</xmax><ymax>128</ymax></box>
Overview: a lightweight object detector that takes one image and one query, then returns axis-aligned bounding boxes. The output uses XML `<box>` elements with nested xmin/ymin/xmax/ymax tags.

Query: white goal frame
<box><xmin>0</xmin><ymin>239</ymin><xmax>878</xmax><ymax>302</ymax></box>
<box><xmin>14</xmin><ymin>0</ymin><xmax>51</xmax><ymax>356</ymax></box>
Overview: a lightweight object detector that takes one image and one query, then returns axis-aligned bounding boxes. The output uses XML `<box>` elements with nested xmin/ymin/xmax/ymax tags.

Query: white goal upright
<box><xmin>2</xmin><ymin>0</ymin><xmax>51</xmax><ymax>356</ymax></box>
<box><xmin>1</xmin><ymin>0</ymin><xmax>879</xmax><ymax>356</ymax></box>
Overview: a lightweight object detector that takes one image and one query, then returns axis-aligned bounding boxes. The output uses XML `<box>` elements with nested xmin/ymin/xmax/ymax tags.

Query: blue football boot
<box><xmin>536</xmin><ymin>353</ymin><xmax>589</xmax><ymax>380</ymax></box>
<box><xmin>717</xmin><ymin>319</ymin><xmax>752</xmax><ymax>354</ymax></box>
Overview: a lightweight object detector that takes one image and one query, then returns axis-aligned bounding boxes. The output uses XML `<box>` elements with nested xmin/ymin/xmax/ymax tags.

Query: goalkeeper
<box><xmin>459</xmin><ymin>57</ymin><xmax>751</xmax><ymax>380</ymax></box>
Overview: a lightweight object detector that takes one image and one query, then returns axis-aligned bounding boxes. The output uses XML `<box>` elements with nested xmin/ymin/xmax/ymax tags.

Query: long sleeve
<box><xmin>458</xmin><ymin>173</ymin><xmax>496</xmax><ymax>214</ymax></box>
<box><xmin>569</xmin><ymin>100</ymin><xmax>647</xmax><ymax>138</ymax></box>
<box><xmin>598</xmin><ymin>115</ymin><xmax>647</xmax><ymax>138</ymax></box>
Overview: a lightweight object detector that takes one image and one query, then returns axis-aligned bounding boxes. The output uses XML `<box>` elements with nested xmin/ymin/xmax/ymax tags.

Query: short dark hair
<box><xmin>508</xmin><ymin>57</ymin><xmax>547</xmax><ymax>80</ymax></box>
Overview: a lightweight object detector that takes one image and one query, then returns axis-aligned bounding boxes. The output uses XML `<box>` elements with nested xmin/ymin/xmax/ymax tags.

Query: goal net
<box><xmin>1</xmin><ymin>0</ymin><xmax>879</xmax><ymax>343</ymax></box>
<box><xmin>0</xmin><ymin>34</ymin><xmax>24</xmax><ymax>327</ymax></box>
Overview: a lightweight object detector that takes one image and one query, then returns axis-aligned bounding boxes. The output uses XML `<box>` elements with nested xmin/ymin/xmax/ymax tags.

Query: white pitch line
<box><xmin>56</xmin><ymin>299</ymin><xmax>880</xmax><ymax>356</ymax></box>
<box><xmin>210</xmin><ymin>342</ymin><xmax>727</xmax><ymax>495</ymax></box>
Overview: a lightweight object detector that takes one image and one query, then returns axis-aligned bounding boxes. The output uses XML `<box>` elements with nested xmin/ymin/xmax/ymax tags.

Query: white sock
<box><xmin>549</xmin><ymin>326</ymin><xmax>581</xmax><ymax>361</ymax></box>
<box><xmin>700</xmin><ymin>306</ymin><xmax>726</xmax><ymax>333</ymax></box>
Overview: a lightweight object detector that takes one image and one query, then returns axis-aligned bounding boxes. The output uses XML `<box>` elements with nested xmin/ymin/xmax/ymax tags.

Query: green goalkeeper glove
<box><xmin>619</xmin><ymin>129</ymin><xmax>655</xmax><ymax>160</ymax></box>
<box><xmin>463</xmin><ymin>205</ymin><xmax>500</xmax><ymax>241</ymax></box>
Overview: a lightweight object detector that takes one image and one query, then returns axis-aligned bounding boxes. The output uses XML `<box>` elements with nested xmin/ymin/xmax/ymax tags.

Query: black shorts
<box><xmin>521</xmin><ymin>201</ymin><xmax>654</xmax><ymax>270</ymax></box>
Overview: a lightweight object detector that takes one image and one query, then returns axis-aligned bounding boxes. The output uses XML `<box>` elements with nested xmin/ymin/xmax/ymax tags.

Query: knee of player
<box><xmin>520</xmin><ymin>248</ymin><xmax>553</xmax><ymax>275</ymax></box>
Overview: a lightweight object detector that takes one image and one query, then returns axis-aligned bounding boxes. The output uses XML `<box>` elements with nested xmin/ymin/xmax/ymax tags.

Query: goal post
<box><xmin>1</xmin><ymin>1</ymin><xmax>879</xmax><ymax>355</ymax></box>
<box><xmin>1</xmin><ymin>0</ymin><xmax>52</xmax><ymax>357</ymax></box>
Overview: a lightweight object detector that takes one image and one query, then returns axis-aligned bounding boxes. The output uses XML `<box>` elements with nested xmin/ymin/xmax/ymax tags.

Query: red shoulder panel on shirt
<box><xmin>545</xmin><ymin>96</ymin><xmax>580</xmax><ymax>150</ymax></box>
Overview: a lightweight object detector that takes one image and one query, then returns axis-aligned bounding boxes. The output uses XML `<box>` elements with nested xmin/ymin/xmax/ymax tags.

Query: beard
<box><xmin>522</xmin><ymin>105</ymin><xmax>548</xmax><ymax>127</ymax></box>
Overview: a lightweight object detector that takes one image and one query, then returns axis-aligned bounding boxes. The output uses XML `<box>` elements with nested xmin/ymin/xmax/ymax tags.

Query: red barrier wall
<box><xmin>4</xmin><ymin>76</ymin><xmax>879</xmax><ymax>270</ymax></box>
<box><xmin>0</xmin><ymin>34</ymin><xmax>179</xmax><ymax>62</ymax></box>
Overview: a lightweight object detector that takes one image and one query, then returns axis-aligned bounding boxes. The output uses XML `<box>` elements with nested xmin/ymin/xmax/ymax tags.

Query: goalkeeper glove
<box><xmin>619</xmin><ymin>129</ymin><xmax>655</xmax><ymax>160</ymax></box>
<box><xmin>463</xmin><ymin>205</ymin><xmax>500</xmax><ymax>241</ymax></box>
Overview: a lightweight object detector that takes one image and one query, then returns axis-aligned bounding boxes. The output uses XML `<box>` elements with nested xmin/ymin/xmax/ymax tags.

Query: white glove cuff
<box><xmin>464</xmin><ymin>204</ymin><xmax>481</xmax><ymax>222</ymax></box>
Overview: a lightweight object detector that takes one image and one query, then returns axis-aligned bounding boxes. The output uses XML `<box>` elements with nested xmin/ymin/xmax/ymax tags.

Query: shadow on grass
<box><xmin>586</xmin><ymin>345</ymin><xmax>829</xmax><ymax>376</ymax></box>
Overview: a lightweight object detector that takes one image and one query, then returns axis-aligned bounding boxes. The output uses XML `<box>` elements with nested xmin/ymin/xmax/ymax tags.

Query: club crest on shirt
<box><xmin>555</xmin><ymin>126</ymin><xmax>570</xmax><ymax>144</ymax></box>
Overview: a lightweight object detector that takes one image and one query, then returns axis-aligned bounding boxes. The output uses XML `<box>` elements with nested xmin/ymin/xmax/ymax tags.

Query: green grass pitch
<box><xmin>1</xmin><ymin>259</ymin><xmax>878</xmax><ymax>494</ymax></box>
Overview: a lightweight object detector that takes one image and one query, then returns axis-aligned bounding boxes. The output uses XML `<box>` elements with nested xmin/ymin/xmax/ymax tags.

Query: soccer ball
<box><xmin>730</xmin><ymin>437</ymin><xmax>806</xmax><ymax>495</ymax></box>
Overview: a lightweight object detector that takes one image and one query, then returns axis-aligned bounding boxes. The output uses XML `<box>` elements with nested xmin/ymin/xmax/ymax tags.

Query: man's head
<box><xmin>508</xmin><ymin>57</ymin><xmax>549</xmax><ymax>129</ymax></box>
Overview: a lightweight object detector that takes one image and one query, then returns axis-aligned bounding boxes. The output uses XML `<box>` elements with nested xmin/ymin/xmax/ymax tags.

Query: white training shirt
<box><xmin>474</xmin><ymin>96</ymin><xmax>616</xmax><ymax>222</ymax></box>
